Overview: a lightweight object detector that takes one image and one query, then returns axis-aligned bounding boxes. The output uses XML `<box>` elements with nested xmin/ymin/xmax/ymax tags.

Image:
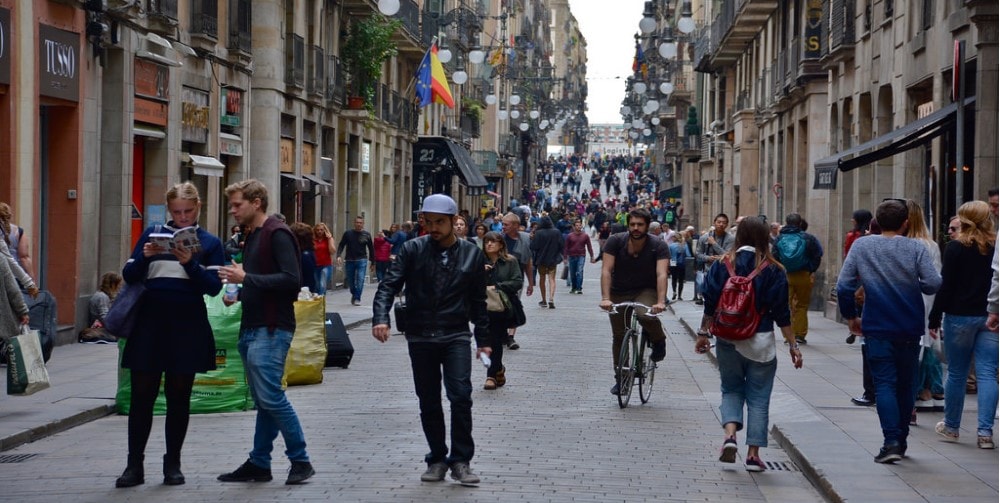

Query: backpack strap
<box><xmin>745</xmin><ymin>258</ymin><xmax>770</xmax><ymax>280</ymax></box>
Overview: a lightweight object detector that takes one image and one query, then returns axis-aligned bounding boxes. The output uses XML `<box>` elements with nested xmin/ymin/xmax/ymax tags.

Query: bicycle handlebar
<box><xmin>605</xmin><ymin>302</ymin><xmax>662</xmax><ymax>316</ymax></box>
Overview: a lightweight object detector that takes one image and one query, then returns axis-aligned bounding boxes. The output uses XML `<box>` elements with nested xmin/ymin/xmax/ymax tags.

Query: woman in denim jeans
<box><xmin>928</xmin><ymin>200</ymin><xmax>998</xmax><ymax>449</ymax></box>
<box><xmin>695</xmin><ymin>216</ymin><xmax>803</xmax><ymax>472</ymax></box>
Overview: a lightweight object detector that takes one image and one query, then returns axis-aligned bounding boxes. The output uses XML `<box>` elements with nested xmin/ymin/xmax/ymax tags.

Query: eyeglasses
<box><xmin>947</xmin><ymin>226</ymin><xmax>959</xmax><ymax>232</ymax></box>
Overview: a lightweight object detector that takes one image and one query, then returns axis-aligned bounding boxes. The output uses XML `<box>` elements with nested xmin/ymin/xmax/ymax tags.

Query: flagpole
<box><xmin>404</xmin><ymin>36</ymin><xmax>438</xmax><ymax>99</ymax></box>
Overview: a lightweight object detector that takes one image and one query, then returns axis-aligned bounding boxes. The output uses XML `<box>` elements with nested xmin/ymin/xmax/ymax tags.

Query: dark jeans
<box><xmin>408</xmin><ymin>338</ymin><xmax>475</xmax><ymax>465</ymax></box>
<box><xmin>487</xmin><ymin>312</ymin><xmax>507</xmax><ymax>378</ymax></box>
<box><xmin>866</xmin><ymin>336</ymin><xmax>920</xmax><ymax>447</ymax></box>
<box><xmin>375</xmin><ymin>260</ymin><xmax>390</xmax><ymax>282</ymax></box>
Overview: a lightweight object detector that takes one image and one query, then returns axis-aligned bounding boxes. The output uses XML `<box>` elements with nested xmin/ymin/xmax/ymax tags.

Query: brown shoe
<box><xmin>484</xmin><ymin>378</ymin><xmax>497</xmax><ymax>390</ymax></box>
<box><xmin>495</xmin><ymin>366</ymin><xmax>506</xmax><ymax>387</ymax></box>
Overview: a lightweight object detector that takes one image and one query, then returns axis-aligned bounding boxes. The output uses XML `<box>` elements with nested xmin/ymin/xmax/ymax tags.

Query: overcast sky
<box><xmin>567</xmin><ymin>0</ymin><xmax>647</xmax><ymax>125</ymax></box>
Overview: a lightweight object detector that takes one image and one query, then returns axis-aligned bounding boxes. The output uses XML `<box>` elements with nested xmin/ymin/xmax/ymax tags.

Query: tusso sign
<box><xmin>39</xmin><ymin>24</ymin><xmax>79</xmax><ymax>102</ymax></box>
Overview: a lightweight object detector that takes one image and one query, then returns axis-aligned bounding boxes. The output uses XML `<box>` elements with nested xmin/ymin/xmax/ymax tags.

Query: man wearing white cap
<box><xmin>371</xmin><ymin>194</ymin><xmax>490</xmax><ymax>485</ymax></box>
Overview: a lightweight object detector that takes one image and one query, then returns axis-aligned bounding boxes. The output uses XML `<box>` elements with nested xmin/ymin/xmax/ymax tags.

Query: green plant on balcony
<box><xmin>461</xmin><ymin>97</ymin><xmax>483</xmax><ymax>122</ymax></box>
<box><xmin>342</xmin><ymin>13</ymin><xmax>401</xmax><ymax>114</ymax></box>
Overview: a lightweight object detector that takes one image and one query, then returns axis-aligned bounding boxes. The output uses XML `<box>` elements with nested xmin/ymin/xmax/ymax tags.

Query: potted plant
<box><xmin>342</xmin><ymin>13</ymin><xmax>401</xmax><ymax>114</ymax></box>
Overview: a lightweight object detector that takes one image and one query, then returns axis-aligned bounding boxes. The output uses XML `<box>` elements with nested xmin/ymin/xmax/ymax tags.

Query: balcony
<box><xmin>472</xmin><ymin>150</ymin><xmax>502</xmax><ymax>176</ymax></box>
<box><xmin>460</xmin><ymin>110</ymin><xmax>481</xmax><ymax>139</ymax></box>
<box><xmin>326</xmin><ymin>55</ymin><xmax>346</xmax><ymax>106</ymax></box>
<box><xmin>285</xmin><ymin>34</ymin><xmax>304</xmax><ymax>89</ymax></box>
<box><xmin>824</xmin><ymin>0</ymin><xmax>856</xmax><ymax>65</ymax></box>
<box><xmin>703</xmin><ymin>0</ymin><xmax>778</xmax><ymax>72</ymax></box>
<box><xmin>308</xmin><ymin>46</ymin><xmax>324</xmax><ymax>98</ymax></box>
<box><xmin>191</xmin><ymin>0</ymin><xmax>218</xmax><ymax>40</ymax></box>
<box><xmin>391</xmin><ymin>0</ymin><xmax>423</xmax><ymax>54</ymax></box>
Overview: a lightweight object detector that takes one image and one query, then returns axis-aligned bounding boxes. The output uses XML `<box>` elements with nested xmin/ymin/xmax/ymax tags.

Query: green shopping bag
<box><xmin>116</xmin><ymin>292</ymin><xmax>254</xmax><ymax>414</ymax></box>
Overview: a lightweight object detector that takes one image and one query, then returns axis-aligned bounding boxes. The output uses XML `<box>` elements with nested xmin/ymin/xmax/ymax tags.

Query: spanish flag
<box><xmin>416</xmin><ymin>43</ymin><xmax>454</xmax><ymax>108</ymax></box>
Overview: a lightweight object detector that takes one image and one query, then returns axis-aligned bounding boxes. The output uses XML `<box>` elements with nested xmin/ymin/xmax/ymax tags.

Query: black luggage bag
<box><xmin>325</xmin><ymin>313</ymin><xmax>354</xmax><ymax>368</ymax></box>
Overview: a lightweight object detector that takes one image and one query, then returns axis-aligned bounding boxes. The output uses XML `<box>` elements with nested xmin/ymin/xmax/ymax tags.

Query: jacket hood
<box><xmin>538</xmin><ymin>216</ymin><xmax>554</xmax><ymax>229</ymax></box>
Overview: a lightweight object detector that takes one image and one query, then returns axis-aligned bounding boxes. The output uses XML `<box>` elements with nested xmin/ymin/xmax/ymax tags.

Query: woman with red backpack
<box><xmin>694</xmin><ymin>216</ymin><xmax>803</xmax><ymax>472</ymax></box>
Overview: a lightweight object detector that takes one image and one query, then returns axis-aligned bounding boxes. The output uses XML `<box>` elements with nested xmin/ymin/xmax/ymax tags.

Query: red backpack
<box><xmin>710</xmin><ymin>256</ymin><xmax>770</xmax><ymax>340</ymax></box>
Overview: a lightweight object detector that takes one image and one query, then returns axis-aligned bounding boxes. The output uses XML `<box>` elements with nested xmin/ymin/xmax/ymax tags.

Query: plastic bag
<box><xmin>6</xmin><ymin>327</ymin><xmax>50</xmax><ymax>396</ymax></box>
<box><xmin>282</xmin><ymin>297</ymin><xmax>327</xmax><ymax>386</ymax></box>
<box><xmin>116</xmin><ymin>292</ymin><xmax>254</xmax><ymax>414</ymax></box>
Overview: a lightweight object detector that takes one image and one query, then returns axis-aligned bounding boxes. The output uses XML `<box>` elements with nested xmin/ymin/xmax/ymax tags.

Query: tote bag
<box><xmin>6</xmin><ymin>326</ymin><xmax>50</xmax><ymax>396</ymax></box>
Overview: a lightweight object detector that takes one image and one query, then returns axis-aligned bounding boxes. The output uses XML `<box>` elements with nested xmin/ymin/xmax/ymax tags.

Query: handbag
<box><xmin>393</xmin><ymin>298</ymin><xmax>408</xmax><ymax>333</ymax></box>
<box><xmin>486</xmin><ymin>287</ymin><xmax>509</xmax><ymax>312</ymax></box>
<box><xmin>6</xmin><ymin>325</ymin><xmax>51</xmax><ymax>396</ymax></box>
<box><xmin>103</xmin><ymin>281</ymin><xmax>146</xmax><ymax>339</ymax></box>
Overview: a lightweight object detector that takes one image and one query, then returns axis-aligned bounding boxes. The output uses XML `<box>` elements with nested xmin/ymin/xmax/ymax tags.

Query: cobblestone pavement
<box><xmin>0</xmin><ymin>267</ymin><xmax>822</xmax><ymax>502</ymax></box>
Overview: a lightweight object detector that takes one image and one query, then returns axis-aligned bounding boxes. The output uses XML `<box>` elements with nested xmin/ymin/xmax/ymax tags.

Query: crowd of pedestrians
<box><xmin>96</xmin><ymin>165</ymin><xmax>996</xmax><ymax>489</ymax></box>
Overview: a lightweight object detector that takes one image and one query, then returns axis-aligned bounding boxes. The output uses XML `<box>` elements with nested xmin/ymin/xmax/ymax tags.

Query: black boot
<box><xmin>677</xmin><ymin>284</ymin><xmax>684</xmax><ymax>301</ymax></box>
<box><xmin>163</xmin><ymin>453</ymin><xmax>185</xmax><ymax>486</ymax></box>
<box><xmin>115</xmin><ymin>454</ymin><xmax>145</xmax><ymax>488</ymax></box>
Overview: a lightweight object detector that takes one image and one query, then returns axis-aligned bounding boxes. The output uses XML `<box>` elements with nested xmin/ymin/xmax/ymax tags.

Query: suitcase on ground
<box><xmin>324</xmin><ymin>313</ymin><xmax>353</xmax><ymax>368</ymax></box>
<box><xmin>23</xmin><ymin>289</ymin><xmax>56</xmax><ymax>362</ymax></box>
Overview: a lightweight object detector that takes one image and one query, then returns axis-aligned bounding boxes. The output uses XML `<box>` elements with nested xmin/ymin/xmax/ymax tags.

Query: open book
<box><xmin>149</xmin><ymin>226</ymin><xmax>202</xmax><ymax>253</ymax></box>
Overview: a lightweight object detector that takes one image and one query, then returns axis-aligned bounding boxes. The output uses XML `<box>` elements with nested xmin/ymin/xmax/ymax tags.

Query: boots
<box><xmin>163</xmin><ymin>453</ymin><xmax>185</xmax><ymax>485</ymax></box>
<box><xmin>677</xmin><ymin>284</ymin><xmax>684</xmax><ymax>301</ymax></box>
<box><xmin>115</xmin><ymin>454</ymin><xmax>145</xmax><ymax>488</ymax></box>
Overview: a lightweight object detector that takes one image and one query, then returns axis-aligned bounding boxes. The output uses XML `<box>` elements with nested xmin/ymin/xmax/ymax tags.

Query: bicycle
<box><xmin>607</xmin><ymin>302</ymin><xmax>661</xmax><ymax>408</ymax></box>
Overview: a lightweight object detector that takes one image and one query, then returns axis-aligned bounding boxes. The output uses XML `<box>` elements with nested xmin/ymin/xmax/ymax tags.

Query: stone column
<box><xmin>969</xmin><ymin>0</ymin><xmax>999</xmax><ymax>197</ymax></box>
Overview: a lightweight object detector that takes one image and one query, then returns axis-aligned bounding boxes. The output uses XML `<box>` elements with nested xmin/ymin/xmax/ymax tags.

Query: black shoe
<box><xmin>845</xmin><ymin>333</ymin><xmax>857</xmax><ymax>344</ymax></box>
<box><xmin>874</xmin><ymin>444</ymin><xmax>903</xmax><ymax>464</ymax></box>
<box><xmin>650</xmin><ymin>340</ymin><xmax>666</xmax><ymax>362</ymax></box>
<box><xmin>286</xmin><ymin>461</ymin><xmax>315</xmax><ymax>485</ymax></box>
<box><xmin>163</xmin><ymin>455</ymin><xmax>184</xmax><ymax>486</ymax></box>
<box><xmin>610</xmin><ymin>383</ymin><xmax>621</xmax><ymax>395</ymax></box>
<box><xmin>218</xmin><ymin>459</ymin><xmax>273</xmax><ymax>482</ymax></box>
<box><xmin>795</xmin><ymin>336</ymin><xmax>807</xmax><ymax>345</ymax></box>
<box><xmin>851</xmin><ymin>395</ymin><xmax>875</xmax><ymax>407</ymax></box>
<box><xmin>548</xmin><ymin>302</ymin><xmax>555</xmax><ymax>309</ymax></box>
<box><xmin>115</xmin><ymin>464</ymin><xmax>145</xmax><ymax>488</ymax></box>
<box><xmin>694</xmin><ymin>298</ymin><xmax>704</xmax><ymax>305</ymax></box>
<box><xmin>507</xmin><ymin>337</ymin><xmax>519</xmax><ymax>350</ymax></box>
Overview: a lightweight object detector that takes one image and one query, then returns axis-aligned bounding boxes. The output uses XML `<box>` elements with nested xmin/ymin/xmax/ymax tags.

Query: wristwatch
<box><xmin>696</xmin><ymin>330</ymin><xmax>710</xmax><ymax>337</ymax></box>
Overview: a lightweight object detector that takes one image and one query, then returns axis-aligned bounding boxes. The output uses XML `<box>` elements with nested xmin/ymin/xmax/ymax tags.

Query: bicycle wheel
<box><xmin>638</xmin><ymin>331</ymin><xmax>657</xmax><ymax>404</ymax></box>
<box><xmin>617</xmin><ymin>328</ymin><xmax>637</xmax><ymax>408</ymax></box>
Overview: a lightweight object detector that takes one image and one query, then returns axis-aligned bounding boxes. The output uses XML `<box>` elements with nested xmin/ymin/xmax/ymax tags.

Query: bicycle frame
<box><xmin>608</xmin><ymin>302</ymin><xmax>660</xmax><ymax>408</ymax></box>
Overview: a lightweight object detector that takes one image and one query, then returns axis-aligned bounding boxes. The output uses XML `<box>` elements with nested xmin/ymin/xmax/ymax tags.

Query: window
<box><xmin>228</xmin><ymin>0</ymin><xmax>251</xmax><ymax>52</ymax></box>
<box><xmin>921</xmin><ymin>0</ymin><xmax>932</xmax><ymax>30</ymax></box>
<box><xmin>150</xmin><ymin>0</ymin><xmax>178</xmax><ymax>20</ymax></box>
<box><xmin>191</xmin><ymin>0</ymin><xmax>218</xmax><ymax>39</ymax></box>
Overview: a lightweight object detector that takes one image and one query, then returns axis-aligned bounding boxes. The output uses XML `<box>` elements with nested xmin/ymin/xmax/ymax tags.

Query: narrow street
<box><xmin>0</xmin><ymin>259</ymin><xmax>822</xmax><ymax>502</ymax></box>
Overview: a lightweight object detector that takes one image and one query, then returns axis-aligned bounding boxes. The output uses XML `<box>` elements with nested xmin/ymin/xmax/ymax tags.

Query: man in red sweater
<box><xmin>565</xmin><ymin>220</ymin><xmax>595</xmax><ymax>294</ymax></box>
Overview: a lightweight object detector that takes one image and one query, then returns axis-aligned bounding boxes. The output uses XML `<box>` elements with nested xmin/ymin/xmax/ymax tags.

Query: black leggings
<box><xmin>669</xmin><ymin>266</ymin><xmax>686</xmax><ymax>297</ymax></box>
<box><xmin>128</xmin><ymin>371</ymin><xmax>195</xmax><ymax>460</ymax></box>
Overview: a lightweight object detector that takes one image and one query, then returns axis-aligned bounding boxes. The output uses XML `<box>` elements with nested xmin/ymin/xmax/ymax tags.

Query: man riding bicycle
<box><xmin>599</xmin><ymin>208</ymin><xmax>670</xmax><ymax>395</ymax></box>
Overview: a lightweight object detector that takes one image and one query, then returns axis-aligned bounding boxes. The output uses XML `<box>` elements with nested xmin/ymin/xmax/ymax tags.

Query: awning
<box><xmin>133</xmin><ymin>125</ymin><xmax>165</xmax><ymax>139</ymax></box>
<box><xmin>302</xmin><ymin>174</ymin><xmax>331</xmax><ymax>186</ymax></box>
<box><xmin>814</xmin><ymin>97</ymin><xmax>975</xmax><ymax>183</ymax></box>
<box><xmin>659</xmin><ymin>185</ymin><xmax>682</xmax><ymax>200</ymax></box>
<box><xmin>186</xmin><ymin>154</ymin><xmax>225</xmax><ymax>177</ymax></box>
<box><xmin>413</xmin><ymin>136</ymin><xmax>488</xmax><ymax>195</ymax></box>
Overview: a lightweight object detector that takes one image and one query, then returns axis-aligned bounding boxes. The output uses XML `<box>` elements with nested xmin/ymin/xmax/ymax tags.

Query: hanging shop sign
<box><xmin>39</xmin><ymin>24</ymin><xmax>80</xmax><ymax>102</ymax></box>
<box><xmin>221</xmin><ymin>87</ymin><xmax>242</xmax><ymax>127</ymax></box>
<box><xmin>181</xmin><ymin>86</ymin><xmax>210</xmax><ymax>143</ymax></box>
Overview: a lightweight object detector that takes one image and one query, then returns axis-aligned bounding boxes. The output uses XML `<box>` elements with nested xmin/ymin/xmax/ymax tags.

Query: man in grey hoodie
<box><xmin>530</xmin><ymin>216</ymin><xmax>565</xmax><ymax>309</ymax></box>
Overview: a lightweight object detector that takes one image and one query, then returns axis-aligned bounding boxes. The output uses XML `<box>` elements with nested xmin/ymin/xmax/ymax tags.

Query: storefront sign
<box><xmin>134</xmin><ymin>96</ymin><xmax>168</xmax><ymax>126</ymax></box>
<box><xmin>361</xmin><ymin>142</ymin><xmax>371</xmax><ymax>174</ymax></box>
<box><xmin>220</xmin><ymin>133</ymin><xmax>243</xmax><ymax>156</ymax></box>
<box><xmin>39</xmin><ymin>24</ymin><xmax>80</xmax><ymax>102</ymax></box>
<box><xmin>221</xmin><ymin>87</ymin><xmax>242</xmax><ymax>127</ymax></box>
<box><xmin>280</xmin><ymin>138</ymin><xmax>294</xmax><ymax>172</ymax></box>
<box><xmin>813</xmin><ymin>165</ymin><xmax>838</xmax><ymax>190</ymax></box>
<box><xmin>0</xmin><ymin>9</ymin><xmax>10</xmax><ymax>85</ymax></box>
<box><xmin>805</xmin><ymin>0</ymin><xmax>823</xmax><ymax>59</ymax></box>
<box><xmin>134</xmin><ymin>57</ymin><xmax>169</xmax><ymax>100</ymax></box>
<box><xmin>302</xmin><ymin>143</ymin><xmax>315</xmax><ymax>174</ymax></box>
<box><xmin>181</xmin><ymin>86</ymin><xmax>210</xmax><ymax>143</ymax></box>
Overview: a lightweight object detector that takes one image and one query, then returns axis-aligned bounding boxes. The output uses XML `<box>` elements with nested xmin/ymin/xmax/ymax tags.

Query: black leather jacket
<box><xmin>373</xmin><ymin>235</ymin><xmax>489</xmax><ymax>346</ymax></box>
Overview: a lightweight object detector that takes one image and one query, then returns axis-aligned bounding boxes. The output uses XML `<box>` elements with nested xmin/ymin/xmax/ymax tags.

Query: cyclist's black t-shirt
<box><xmin>603</xmin><ymin>232</ymin><xmax>670</xmax><ymax>295</ymax></box>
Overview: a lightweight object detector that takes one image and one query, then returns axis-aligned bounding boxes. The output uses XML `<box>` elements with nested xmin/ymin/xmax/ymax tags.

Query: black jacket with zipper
<box><xmin>373</xmin><ymin>235</ymin><xmax>489</xmax><ymax>346</ymax></box>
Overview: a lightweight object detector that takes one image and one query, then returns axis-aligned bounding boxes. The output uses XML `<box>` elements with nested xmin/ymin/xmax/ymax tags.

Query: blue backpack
<box><xmin>775</xmin><ymin>233</ymin><xmax>808</xmax><ymax>272</ymax></box>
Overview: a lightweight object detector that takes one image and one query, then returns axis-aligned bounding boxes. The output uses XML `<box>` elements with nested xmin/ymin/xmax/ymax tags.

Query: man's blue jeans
<box><xmin>238</xmin><ymin>327</ymin><xmax>309</xmax><ymax>469</ymax></box>
<box><xmin>865</xmin><ymin>336</ymin><xmax>920</xmax><ymax>447</ymax></box>
<box><xmin>941</xmin><ymin>314</ymin><xmax>999</xmax><ymax>437</ymax></box>
<box><xmin>344</xmin><ymin>259</ymin><xmax>368</xmax><ymax>302</ymax></box>
<box><xmin>407</xmin><ymin>338</ymin><xmax>475</xmax><ymax>465</ymax></box>
<box><xmin>716</xmin><ymin>340</ymin><xmax>777</xmax><ymax>448</ymax></box>
<box><xmin>568</xmin><ymin>255</ymin><xmax>585</xmax><ymax>291</ymax></box>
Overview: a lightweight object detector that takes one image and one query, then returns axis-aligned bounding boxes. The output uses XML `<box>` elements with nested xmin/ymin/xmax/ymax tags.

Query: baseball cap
<box><xmin>419</xmin><ymin>194</ymin><xmax>458</xmax><ymax>215</ymax></box>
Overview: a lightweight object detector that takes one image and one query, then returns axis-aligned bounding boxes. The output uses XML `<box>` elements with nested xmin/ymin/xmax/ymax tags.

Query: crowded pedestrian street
<box><xmin>2</xmin><ymin>243</ymin><xmax>997</xmax><ymax>501</ymax></box>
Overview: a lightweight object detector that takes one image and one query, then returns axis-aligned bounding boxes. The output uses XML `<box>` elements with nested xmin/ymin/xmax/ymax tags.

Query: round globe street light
<box><xmin>651</xmin><ymin>117</ymin><xmax>661</xmax><ymax>125</ymax></box>
<box><xmin>510</xmin><ymin>110</ymin><xmax>521</xmax><ymax>119</ymax></box>
<box><xmin>485</xmin><ymin>94</ymin><xmax>497</xmax><ymax>105</ymax></box>
<box><xmin>678</xmin><ymin>1</ymin><xmax>696</xmax><ymax>34</ymax></box>
<box><xmin>468</xmin><ymin>49</ymin><xmax>486</xmax><ymax>65</ymax></box>
<box><xmin>452</xmin><ymin>70</ymin><xmax>468</xmax><ymax>84</ymax></box>
<box><xmin>509</xmin><ymin>94</ymin><xmax>521</xmax><ymax>105</ymax></box>
<box><xmin>659</xmin><ymin>81</ymin><xmax>674</xmax><ymax>95</ymax></box>
<box><xmin>529</xmin><ymin>110</ymin><xmax>540</xmax><ymax>119</ymax></box>
<box><xmin>519</xmin><ymin>122</ymin><xmax>529</xmax><ymax>132</ymax></box>
<box><xmin>633</xmin><ymin>82</ymin><xmax>647</xmax><ymax>94</ymax></box>
<box><xmin>639</xmin><ymin>16</ymin><xmax>656</xmax><ymax>34</ymax></box>
<box><xmin>438</xmin><ymin>48</ymin><xmax>453</xmax><ymax>63</ymax></box>
<box><xmin>377</xmin><ymin>0</ymin><xmax>400</xmax><ymax>16</ymax></box>
<box><xmin>498</xmin><ymin>110</ymin><xmax>509</xmax><ymax>120</ymax></box>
